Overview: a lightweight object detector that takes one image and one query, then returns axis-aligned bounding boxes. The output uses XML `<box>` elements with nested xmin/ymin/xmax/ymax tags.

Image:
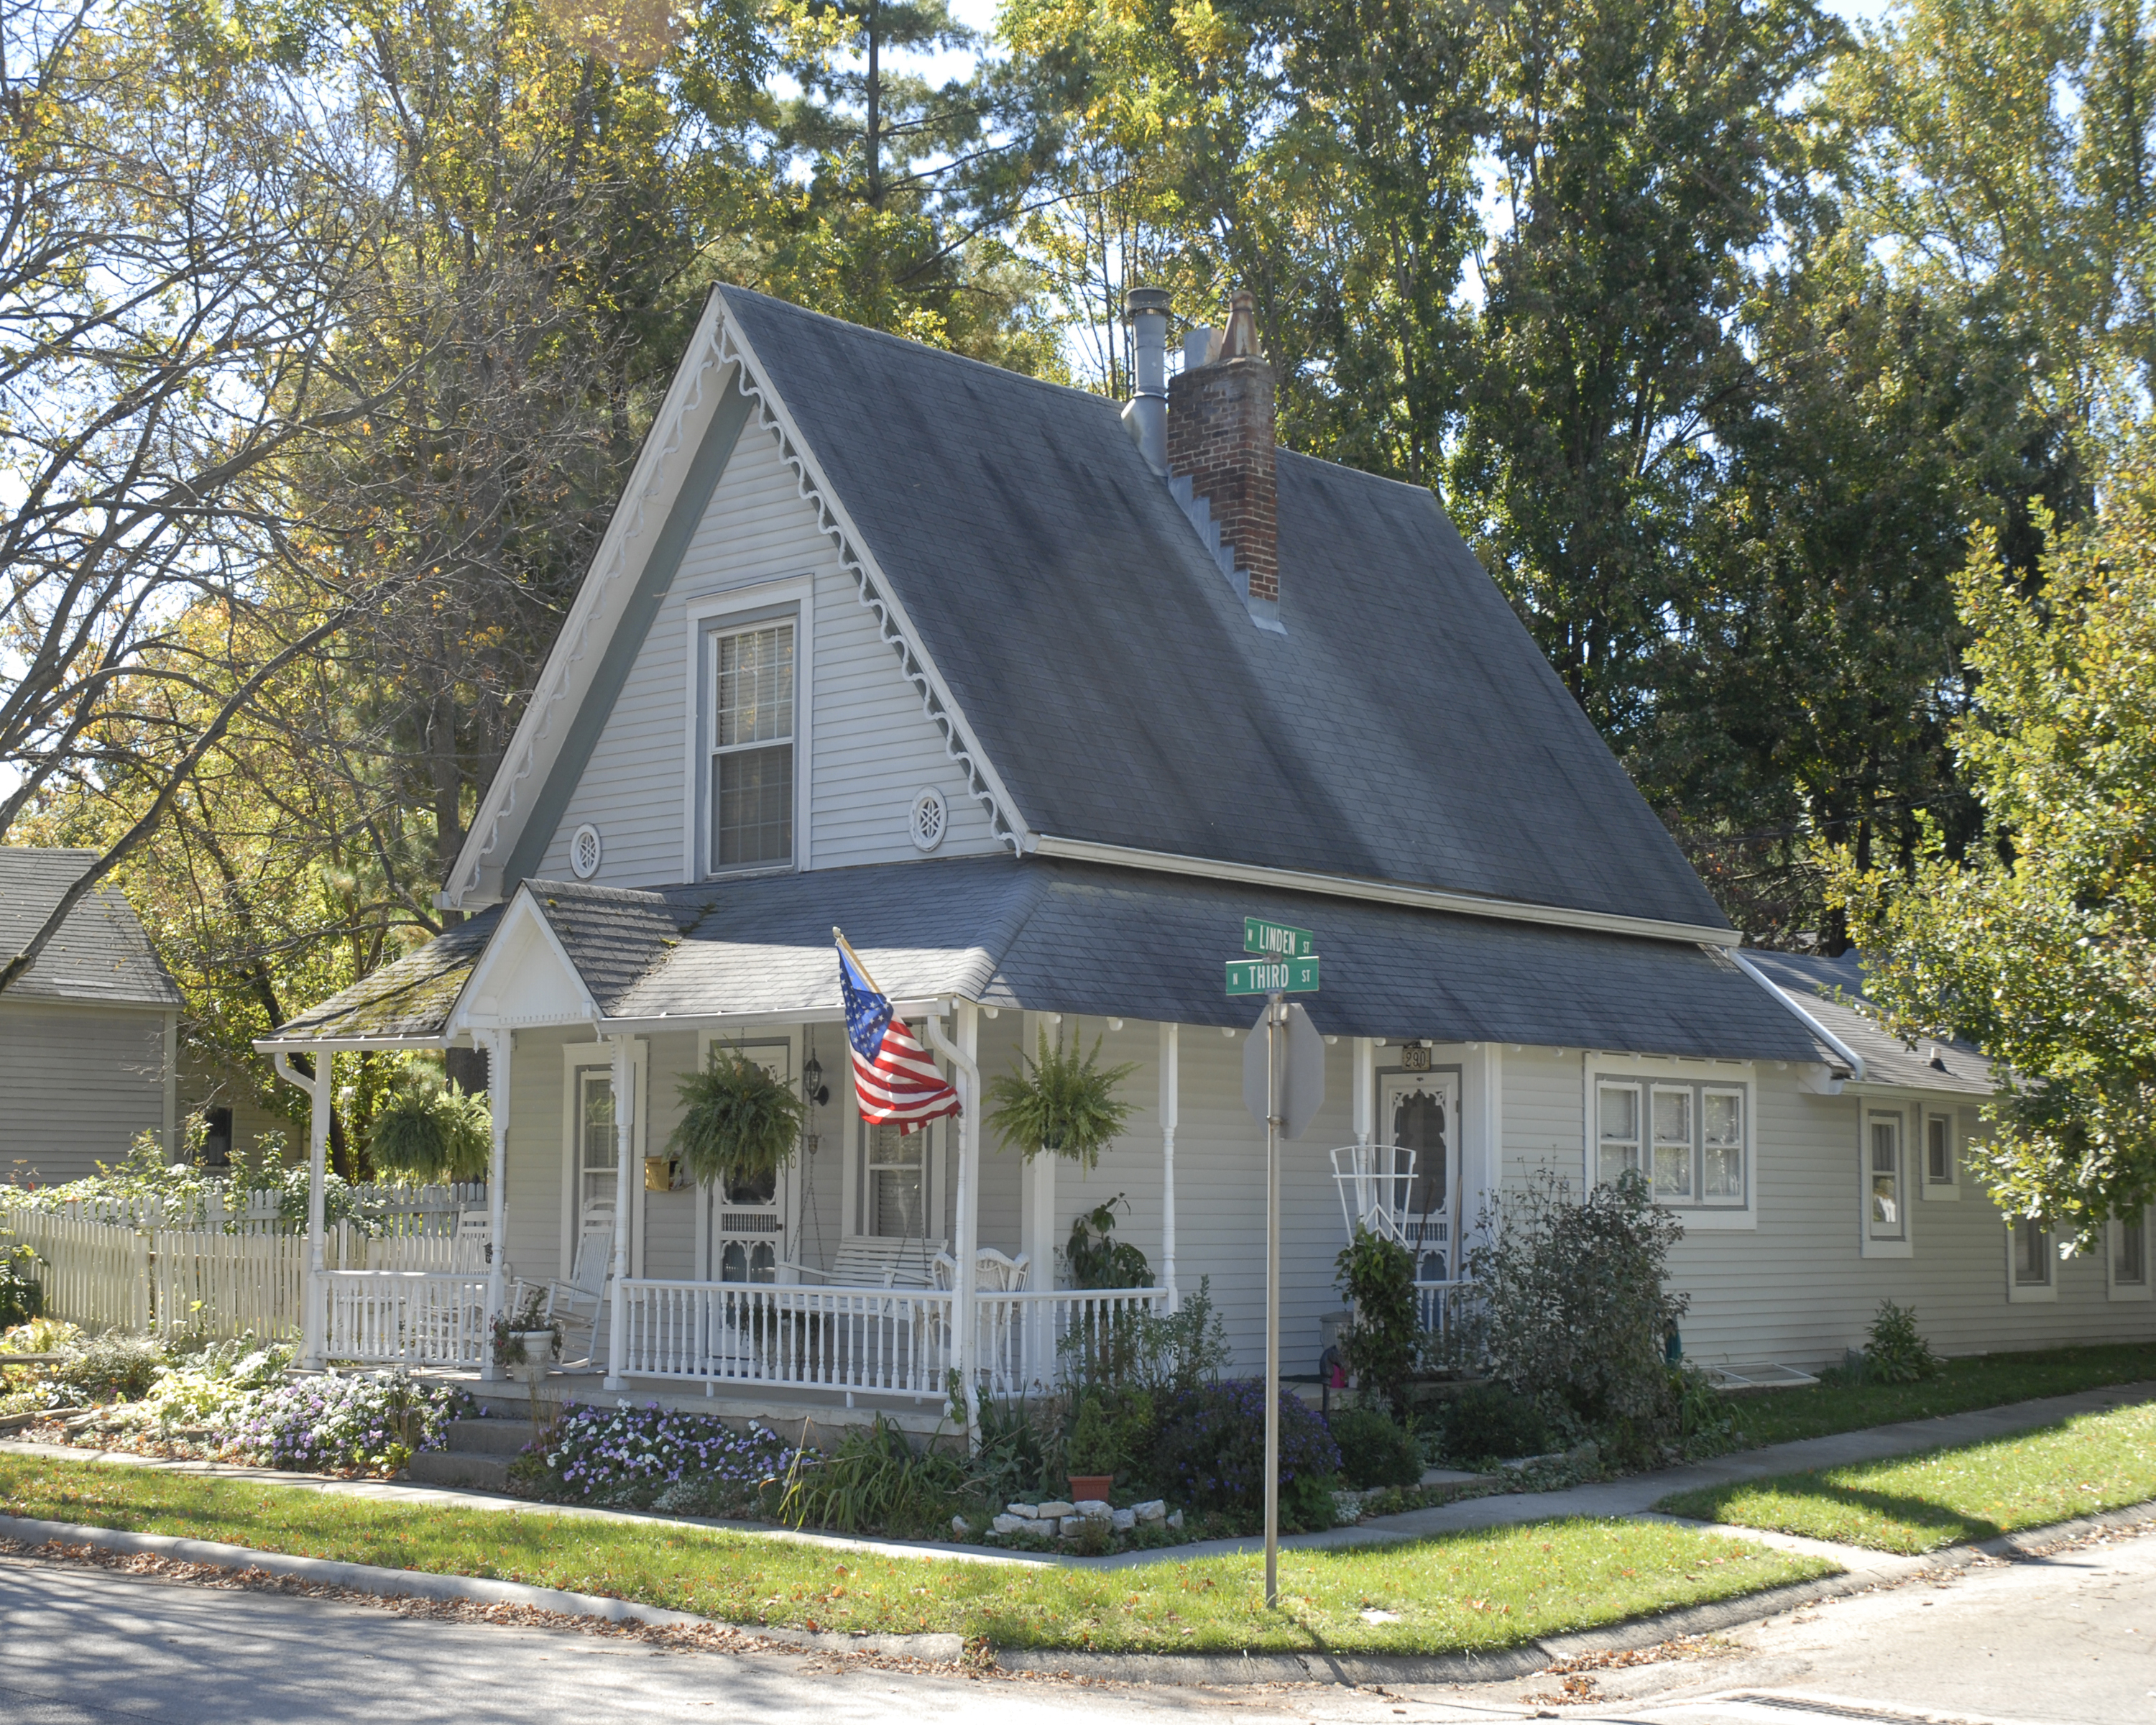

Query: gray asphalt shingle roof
<box><xmin>268</xmin><ymin>908</ymin><xmax>502</xmax><ymax>1043</ymax></box>
<box><xmin>0</xmin><ymin>848</ymin><xmax>178</xmax><ymax>1010</ymax></box>
<box><xmin>356</xmin><ymin>858</ymin><xmax>1819</xmax><ymax>1062</ymax></box>
<box><xmin>1741</xmin><ymin>950</ymin><xmax>1996</xmax><ymax>1096</ymax></box>
<box><xmin>719</xmin><ymin>285</ymin><xmax>1728</xmax><ymax>933</ymax></box>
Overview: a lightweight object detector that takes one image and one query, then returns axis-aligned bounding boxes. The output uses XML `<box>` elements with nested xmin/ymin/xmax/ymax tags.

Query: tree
<box><xmin>0</xmin><ymin>0</ymin><xmax>387</xmax><ymax>990</ymax></box>
<box><xmin>1823</xmin><ymin>447</ymin><xmax>2156</xmax><ymax>1243</ymax></box>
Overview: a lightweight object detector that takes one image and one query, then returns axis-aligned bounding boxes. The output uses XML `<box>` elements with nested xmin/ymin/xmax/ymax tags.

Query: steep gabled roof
<box><xmin>0</xmin><ymin>848</ymin><xmax>179</xmax><ymax>1010</ymax></box>
<box><xmin>718</xmin><ymin>286</ymin><xmax>1728</xmax><ymax>933</ymax></box>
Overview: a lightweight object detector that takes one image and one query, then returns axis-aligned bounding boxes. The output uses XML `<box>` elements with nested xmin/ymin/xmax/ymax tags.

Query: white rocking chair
<box><xmin>512</xmin><ymin>1208</ymin><xmax>614</xmax><ymax>1368</ymax></box>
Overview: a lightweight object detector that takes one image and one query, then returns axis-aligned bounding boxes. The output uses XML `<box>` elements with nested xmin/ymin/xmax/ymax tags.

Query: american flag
<box><xmin>835</xmin><ymin>929</ymin><xmax>961</xmax><ymax>1133</ymax></box>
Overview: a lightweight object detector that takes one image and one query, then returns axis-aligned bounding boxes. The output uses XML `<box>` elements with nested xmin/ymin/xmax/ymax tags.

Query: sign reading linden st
<box><xmin>1242</xmin><ymin>916</ymin><xmax>1314</xmax><ymax>959</ymax></box>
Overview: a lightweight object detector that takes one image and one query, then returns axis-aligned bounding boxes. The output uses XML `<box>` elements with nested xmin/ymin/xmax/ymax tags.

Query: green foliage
<box><xmin>0</xmin><ymin>1241</ymin><xmax>42</xmax><ymax>1328</ymax></box>
<box><xmin>1825</xmin><ymin>453</ymin><xmax>2156</xmax><ymax>1240</ymax></box>
<box><xmin>1056</xmin><ymin>1277</ymin><xmax>1231</xmax><ymax>1399</ymax></box>
<box><xmin>1861</xmin><ymin>1300</ymin><xmax>1940</xmax><ymax>1386</ymax></box>
<box><xmin>1334</xmin><ymin>1225</ymin><xmax>1420</xmax><ymax>1417</ymax></box>
<box><xmin>777</xmin><ymin>1417</ymin><xmax>969</xmax><ymax>1536</ymax></box>
<box><xmin>1061</xmin><ymin>1194</ymin><xmax>1152</xmax><ymax>1289</ymax></box>
<box><xmin>1427</xmin><ymin>1384</ymin><xmax>1552</xmax><ymax>1466</ymax></box>
<box><xmin>1066</xmin><ymin>1394</ymin><xmax>1118</xmax><ymax>1476</ymax></box>
<box><xmin>986</xmin><ymin>1030</ymin><xmax>1136</xmax><ymax>1172</ymax></box>
<box><xmin>667</xmin><ymin>1046</ymin><xmax>806</xmax><ymax>1190</ymax></box>
<box><xmin>1327</xmin><ymin>1405</ymin><xmax>1422</xmax><ymax>1490</ymax></box>
<box><xmin>1460</xmin><ymin>1169</ymin><xmax>1689</xmax><ymax>1463</ymax></box>
<box><xmin>366</xmin><ymin>1075</ymin><xmax>492</xmax><ymax>1182</ymax></box>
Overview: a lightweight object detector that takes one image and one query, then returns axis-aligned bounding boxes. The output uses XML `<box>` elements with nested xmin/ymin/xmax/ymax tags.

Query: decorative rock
<box><xmin>1003</xmin><ymin>1501</ymin><xmax>1041</xmax><ymax>1519</ymax></box>
<box><xmin>1110</xmin><ymin>1507</ymin><xmax>1136</xmax><ymax>1532</ymax></box>
<box><xmin>1166</xmin><ymin>1509</ymin><xmax>1184</xmax><ymax>1530</ymax></box>
<box><xmin>1036</xmin><ymin>1500</ymin><xmax>1076</xmax><ymax>1519</ymax></box>
<box><xmin>1073</xmin><ymin>1499</ymin><xmax>1112</xmax><ymax>1519</ymax></box>
<box><xmin>991</xmin><ymin>1514</ymin><xmax>1028</xmax><ymax>1536</ymax></box>
<box><xmin>1133</xmin><ymin>1499</ymin><xmax>1167</xmax><ymax>1523</ymax></box>
<box><xmin>952</xmin><ymin>1515</ymin><xmax>971</xmax><ymax>1537</ymax></box>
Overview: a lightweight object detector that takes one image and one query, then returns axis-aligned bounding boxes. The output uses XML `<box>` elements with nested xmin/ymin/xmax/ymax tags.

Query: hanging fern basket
<box><xmin>985</xmin><ymin>1029</ymin><xmax>1137</xmax><ymax>1172</ymax></box>
<box><xmin>367</xmin><ymin>1080</ymin><xmax>492</xmax><ymax>1182</ymax></box>
<box><xmin>668</xmin><ymin>1046</ymin><xmax>807</xmax><ymax>1189</ymax></box>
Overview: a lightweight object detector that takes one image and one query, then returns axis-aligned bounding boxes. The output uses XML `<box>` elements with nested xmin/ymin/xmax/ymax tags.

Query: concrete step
<box><xmin>442</xmin><ymin>1417</ymin><xmax>539</xmax><ymax>1457</ymax></box>
<box><xmin>405</xmin><ymin>1448</ymin><xmax>511</xmax><ymax>1491</ymax></box>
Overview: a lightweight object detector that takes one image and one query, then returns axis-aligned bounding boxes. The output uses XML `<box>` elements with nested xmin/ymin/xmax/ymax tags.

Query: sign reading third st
<box><xmin>1226</xmin><ymin>954</ymin><xmax>1320</xmax><ymax>996</ymax></box>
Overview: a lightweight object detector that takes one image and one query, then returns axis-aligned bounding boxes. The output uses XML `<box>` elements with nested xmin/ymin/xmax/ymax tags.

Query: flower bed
<box><xmin>517</xmin><ymin>1402</ymin><xmax>805</xmax><ymax>1515</ymax></box>
<box><xmin>234</xmin><ymin>1370</ymin><xmax>458</xmax><ymax>1474</ymax></box>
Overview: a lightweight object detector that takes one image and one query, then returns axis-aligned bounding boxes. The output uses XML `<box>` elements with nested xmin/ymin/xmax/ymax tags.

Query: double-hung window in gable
<box><xmin>709</xmin><ymin>620</ymin><xmax>795</xmax><ymax>872</ymax></box>
<box><xmin>1595</xmin><ymin>1077</ymin><xmax>1747</xmax><ymax>1210</ymax></box>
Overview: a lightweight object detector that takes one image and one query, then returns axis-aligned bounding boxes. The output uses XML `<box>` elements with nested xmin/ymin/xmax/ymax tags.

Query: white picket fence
<box><xmin>0</xmin><ymin>1195</ymin><xmax>489</xmax><ymax>1343</ymax></box>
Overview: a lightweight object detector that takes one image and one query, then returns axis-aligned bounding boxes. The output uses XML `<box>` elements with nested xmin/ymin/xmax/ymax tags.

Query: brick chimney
<box><xmin>1167</xmin><ymin>292</ymin><xmax>1277</xmax><ymax>607</ymax></box>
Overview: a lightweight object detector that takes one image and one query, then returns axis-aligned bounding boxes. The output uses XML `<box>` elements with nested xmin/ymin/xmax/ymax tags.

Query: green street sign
<box><xmin>1225</xmin><ymin>955</ymin><xmax>1320</xmax><ymax>995</ymax></box>
<box><xmin>1243</xmin><ymin>916</ymin><xmax>1315</xmax><ymax>960</ymax></box>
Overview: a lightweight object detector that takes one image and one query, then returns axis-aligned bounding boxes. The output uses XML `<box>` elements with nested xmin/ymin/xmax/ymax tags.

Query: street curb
<box><xmin>0</xmin><ymin>1513</ymin><xmax>965</xmax><ymax>1664</ymax></box>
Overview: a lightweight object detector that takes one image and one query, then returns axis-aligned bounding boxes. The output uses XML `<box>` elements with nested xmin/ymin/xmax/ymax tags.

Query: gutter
<box><xmin>1026</xmin><ymin>834</ymin><xmax>1743</xmax><ymax>948</ymax></box>
<box><xmin>1728</xmin><ymin>950</ymin><xmax>1866</xmax><ymax>1081</ymax></box>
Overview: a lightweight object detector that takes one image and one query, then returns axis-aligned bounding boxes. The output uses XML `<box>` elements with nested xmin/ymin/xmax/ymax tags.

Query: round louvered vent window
<box><xmin>908</xmin><ymin>788</ymin><xmax>948</xmax><ymax>852</ymax></box>
<box><xmin>570</xmin><ymin>822</ymin><xmax>604</xmax><ymax>879</ymax></box>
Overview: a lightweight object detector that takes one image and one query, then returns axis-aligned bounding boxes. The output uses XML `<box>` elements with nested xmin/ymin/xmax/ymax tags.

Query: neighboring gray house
<box><xmin>258</xmin><ymin>286</ymin><xmax>2151</xmax><ymax>1402</ymax></box>
<box><xmin>1</xmin><ymin>848</ymin><xmax>180</xmax><ymax>1184</ymax></box>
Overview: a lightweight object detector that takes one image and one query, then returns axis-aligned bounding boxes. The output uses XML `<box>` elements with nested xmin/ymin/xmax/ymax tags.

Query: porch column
<box><xmin>934</xmin><ymin>1004</ymin><xmax>982</xmax><ymax>1436</ymax></box>
<box><xmin>271</xmin><ymin>1051</ymin><xmax>333</xmax><ymax>1370</ymax></box>
<box><xmin>481</xmin><ymin>1029</ymin><xmax>511</xmax><ymax>1381</ymax></box>
<box><xmin>1158</xmin><ymin>1022</ymin><xmax>1178</xmax><ymax>1309</ymax></box>
<box><xmin>602</xmin><ymin>1034</ymin><xmax>634</xmax><ymax>1391</ymax></box>
<box><xmin>1019</xmin><ymin>1012</ymin><xmax>1058</xmax><ymax>1387</ymax></box>
<box><xmin>1353</xmin><ymin>1037</ymin><xmax>1375</xmax><ymax>1147</ymax></box>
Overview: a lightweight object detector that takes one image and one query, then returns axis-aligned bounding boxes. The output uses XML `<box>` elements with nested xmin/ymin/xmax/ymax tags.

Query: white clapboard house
<box><xmin>258</xmin><ymin>287</ymin><xmax>2152</xmax><ymax>1414</ymax></box>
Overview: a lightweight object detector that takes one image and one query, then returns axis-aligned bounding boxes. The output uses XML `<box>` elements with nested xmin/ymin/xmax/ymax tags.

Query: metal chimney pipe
<box><xmin>1121</xmin><ymin>286</ymin><xmax>1171</xmax><ymax>474</ymax></box>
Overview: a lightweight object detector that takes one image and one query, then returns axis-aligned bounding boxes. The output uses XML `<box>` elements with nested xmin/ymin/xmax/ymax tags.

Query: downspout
<box><xmin>1729</xmin><ymin>950</ymin><xmax>1866</xmax><ymax>1082</ymax></box>
<box><xmin>923</xmin><ymin>1007</ymin><xmax>980</xmax><ymax>1439</ymax></box>
<box><xmin>272</xmin><ymin>1051</ymin><xmax>332</xmax><ymax>1368</ymax></box>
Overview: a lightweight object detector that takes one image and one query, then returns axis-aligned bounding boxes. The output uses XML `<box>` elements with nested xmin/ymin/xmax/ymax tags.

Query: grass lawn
<box><xmin>0</xmin><ymin>1456</ymin><xmax>1830</xmax><ymax>1655</ymax></box>
<box><xmin>1659</xmin><ymin>1402</ymin><xmax>2156</xmax><ymax>1555</ymax></box>
<box><xmin>1723</xmin><ymin>1340</ymin><xmax>2156</xmax><ymax>1450</ymax></box>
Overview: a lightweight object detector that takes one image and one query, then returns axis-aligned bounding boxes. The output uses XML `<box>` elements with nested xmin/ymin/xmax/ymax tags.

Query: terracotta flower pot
<box><xmin>1067</xmin><ymin>1474</ymin><xmax>1113</xmax><ymax>1504</ymax></box>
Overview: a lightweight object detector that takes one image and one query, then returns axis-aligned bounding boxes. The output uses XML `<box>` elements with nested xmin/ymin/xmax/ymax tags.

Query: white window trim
<box><xmin>681</xmin><ymin>577</ymin><xmax>816</xmax><ymax>883</ymax></box>
<box><xmin>560</xmin><ymin>1040</ymin><xmax>647</xmax><ymax>1279</ymax></box>
<box><xmin>1920</xmin><ymin>1107</ymin><xmax>1961</xmax><ymax>1200</ymax></box>
<box><xmin>1860</xmin><ymin>1105</ymin><xmax>1912</xmax><ymax>1258</ymax></box>
<box><xmin>1581</xmin><ymin>1055</ymin><xmax>1756</xmax><ymax>1230</ymax></box>
<box><xmin>2004</xmin><ymin>1218</ymin><xmax>2058</xmax><ymax>1302</ymax></box>
<box><xmin>2107</xmin><ymin>1213</ymin><xmax>2152</xmax><ymax>1302</ymax></box>
<box><xmin>692</xmin><ymin>1028</ymin><xmax>803</xmax><ymax>1280</ymax></box>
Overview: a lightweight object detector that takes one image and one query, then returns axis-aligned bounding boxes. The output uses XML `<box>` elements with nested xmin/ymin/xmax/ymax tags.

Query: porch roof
<box><xmin>273</xmin><ymin>857</ymin><xmax>1830</xmax><ymax>1064</ymax></box>
<box><xmin>260</xmin><ymin>906</ymin><xmax>502</xmax><ymax>1047</ymax></box>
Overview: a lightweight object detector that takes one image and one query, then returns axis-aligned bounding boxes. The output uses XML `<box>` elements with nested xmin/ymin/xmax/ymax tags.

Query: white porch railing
<box><xmin>945</xmin><ymin>1287</ymin><xmax>1168</xmax><ymax>1399</ymax></box>
<box><xmin>616</xmin><ymin>1280</ymin><xmax>955</xmax><ymax>1397</ymax></box>
<box><xmin>1415</xmin><ymin>1278</ymin><xmax>1472</xmax><ymax>1339</ymax></box>
<box><xmin>322</xmin><ymin>1271</ymin><xmax>490</xmax><ymax>1368</ymax></box>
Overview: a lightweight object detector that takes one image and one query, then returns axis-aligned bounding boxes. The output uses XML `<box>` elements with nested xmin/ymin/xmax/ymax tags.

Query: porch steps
<box><xmin>404</xmin><ymin>1417</ymin><xmax>536</xmax><ymax>1492</ymax></box>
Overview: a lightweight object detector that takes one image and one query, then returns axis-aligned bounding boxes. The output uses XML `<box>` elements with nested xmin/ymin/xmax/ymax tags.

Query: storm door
<box><xmin>703</xmin><ymin>1042</ymin><xmax>793</xmax><ymax>1284</ymax></box>
<box><xmin>1378</xmin><ymin>1070</ymin><xmax>1461</xmax><ymax>1283</ymax></box>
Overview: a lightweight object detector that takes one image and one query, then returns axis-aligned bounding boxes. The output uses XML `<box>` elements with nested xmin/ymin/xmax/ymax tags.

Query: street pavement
<box><xmin>3</xmin><ymin>1522</ymin><xmax>2150</xmax><ymax>1725</ymax></box>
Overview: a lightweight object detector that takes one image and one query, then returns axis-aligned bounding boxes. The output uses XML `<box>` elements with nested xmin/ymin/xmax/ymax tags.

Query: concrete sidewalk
<box><xmin>4</xmin><ymin>1376</ymin><xmax>2151</xmax><ymax>1573</ymax></box>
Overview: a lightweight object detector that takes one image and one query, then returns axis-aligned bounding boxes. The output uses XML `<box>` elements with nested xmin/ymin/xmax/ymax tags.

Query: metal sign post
<box><xmin>1239</xmin><ymin>979</ymin><xmax>1324</xmax><ymax>1611</ymax></box>
<box><xmin>1264</xmin><ymin>991</ymin><xmax>1283</xmax><ymax>1609</ymax></box>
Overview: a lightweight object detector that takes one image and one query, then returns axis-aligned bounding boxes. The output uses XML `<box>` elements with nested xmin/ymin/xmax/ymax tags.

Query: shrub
<box><xmin>1862</xmin><ymin>1300</ymin><xmax>1941</xmax><ymax>1384</ymax></box>
<box><xmin>46</xmin><ymin>1333</ymin><xmax>162</xmax><ymax>1408</ymax></box>
<box><xmin>1334</xmin><ymin>1226</ymin><xmax>1419</xmax><ymax>1417</ymax></box>
<box><xmin>1460</xmin><ymin>1169</ymin><xmax>1687</xmax><ymax>1462</ymax></box>
<box><xmin>533</xmin><ymin>1402</ymin><xmax>801</xmax><ymax>1512</ymax></box>
<box><xmin>1062</xmin><ymin>1195</ymin><xmax>1153</xmax><ymax>1289</ymax></box>
<box><xmin>1327</xmin><ymin>1404</ymin><xmax>1422</xmax><ymax>1489</ymax></box>
<box><xmin>777</xmin><ymin>1416</ymin><xmax>968</xmax><ymax>1535</ymax></box>
<box><xmin>234</xmin><ymin>1370</ymin><xmax>455</xmax><ymax>1473</ymax></box>
<box><xmin>144</xmin><ymin>1339</ymin><xmax>293</xmax><ymax>1432</ymax></box>
<box><xmin>0</xmin><ymin>1241</ymin><xmax>41</xmax><ymax>1327</ymax></box>
<box><xmin>1151</xmin><ymin>1379</ymin><xmax>1341</xmax><ymax>1532</ymax></box>
<box><xmin>1428</xmin><ymin>1383</ymin><xmax>1551</xmax><ymax>1464</ymax></box>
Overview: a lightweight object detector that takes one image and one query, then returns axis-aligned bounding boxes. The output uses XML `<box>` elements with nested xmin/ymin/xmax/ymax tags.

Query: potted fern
<box><xmin>367</xmin><ymin>1073</ymin><xmax>492</xmax><ymax>1182</ymax></box>
<box><xmin>986</xmin><ymin>1029</ymin><xmax>1136</xmax><ymax>1172</ymax></box>
<box><xmin>668</xmin><ymin>1046</ymin><xmax>807</xmax><ymax>1190</ymax></box>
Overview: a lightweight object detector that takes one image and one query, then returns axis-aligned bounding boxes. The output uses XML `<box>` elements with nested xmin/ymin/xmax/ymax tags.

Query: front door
<box><xmin>704</xmin><ymin>1042</ymin><xmax>793</xmax><ymax>1284</ymax></box>
<box><xmin>1378</xmin><ymin>1070</ymin><xmax>1460</xmax><ymax>1282</ymax></box>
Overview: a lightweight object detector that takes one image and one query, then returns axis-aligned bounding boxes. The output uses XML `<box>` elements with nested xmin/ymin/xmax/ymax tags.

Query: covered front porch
<box><xmin>254</xmin><ymin>854</ymin><xmax>1815</xmax><ymax>1412</ymax></box>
